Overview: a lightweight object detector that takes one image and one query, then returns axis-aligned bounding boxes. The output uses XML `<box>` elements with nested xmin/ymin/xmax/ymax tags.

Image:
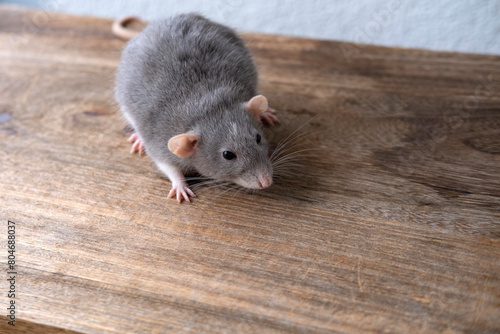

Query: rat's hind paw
<box><xmin>168</xmin><ymin>181</ymin><xmax>196</xmax><ymax>203</ymax></box>
<box><xmin>261</xmin><ymin>108</ymin><xmax>279</xmax><ymax>125</ymax></box>
<box><xmin>128</xmin><ymin>132</ymin><xmax>145</xmax><ymax>155</ymax></box>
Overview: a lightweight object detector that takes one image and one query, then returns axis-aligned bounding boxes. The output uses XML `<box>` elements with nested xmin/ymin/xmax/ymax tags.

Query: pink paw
<box><xmin>168</xmin><ymin>181</ymin><xmax>196</xmax><ymax>203</ymax></box>
<box><xmin>128</xmin><ymin>132</ymin><xmax>145</xmax><ymax>155</ymax></box>
<box><xmin>261</xmin><ymin>108</ymin><xmax>279</xmax><ymax>125</ymax></box>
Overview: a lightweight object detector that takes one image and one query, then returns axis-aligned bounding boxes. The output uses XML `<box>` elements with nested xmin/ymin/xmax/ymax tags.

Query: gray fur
<box><xmin>115</xmin><ymin>13</ymin><xmax>272</xmax><ymax>185</ymax></box>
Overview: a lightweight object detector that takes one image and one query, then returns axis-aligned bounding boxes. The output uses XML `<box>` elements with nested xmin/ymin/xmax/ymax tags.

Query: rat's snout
<box><xmin>257</xmin><ymin>173</ymin><xmax>272</xmax><ymax>189</ymax></box>
<box><xmin>233</xmin><ymin>169</ymin><xmax>273</xmax><ymax>189</ymax></box>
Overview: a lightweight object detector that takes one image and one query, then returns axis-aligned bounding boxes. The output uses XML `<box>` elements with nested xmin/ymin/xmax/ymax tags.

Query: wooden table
<box><xmin>1</xmin><ymin>5</ymin><xmax>499</xmax><ymax>333</ymax></box>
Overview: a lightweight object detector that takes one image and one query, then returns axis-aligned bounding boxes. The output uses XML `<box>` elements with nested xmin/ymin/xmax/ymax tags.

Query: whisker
<box><xmin>273</xmin><ymin>166</ymin><xmax>309</xmax><ymax>174</ymax></box>
<box><xmin>211</xmin><ymin>183</ymin><xmax>240</xmax><ymax>202</ymax></box>
<box><xmin>271</xmin><ymin>129</ymin><xmax>312</xmax><ymax>153</ymax></box>
<box><xmin>270</xmin><ymin>130</ymin><xmax>315</xmax><ymax>161</ymax></box>
<box><xmin>190</xmin><ymin>182</ymin><xmax>235</xmax><ymax>200</ymax></box>
<box><xmin>272</xmin><ymin>148</ymin><xmax>323</xmax><ymax>166</ymax></box>
<box><xmin>194</xmin><ymin>181</ymin><xmax>233</xmax><ymax>193</ymax></box>
<box><xmin>270</xmin><ymin>115</ymin><xmax>318</xmax><ymax>160</ymax></box>
<box><xmin>270</xmin><ymin>130</ymin><xmax>312</xmax><ymax>160</ymax></box>
<box><xmin>222</xmin><ymin>184</ymin><xmax>245</xmax><ymax>208</ymax></box>
<box><xmin>189</xmin><ymin>179</ymin><xmax>221</xmax><ymax>189</ymax></box>
<box><xmin>185</xmin><ymin>176</ymin><xmax>213</xmax><ymax>182</ymax></box>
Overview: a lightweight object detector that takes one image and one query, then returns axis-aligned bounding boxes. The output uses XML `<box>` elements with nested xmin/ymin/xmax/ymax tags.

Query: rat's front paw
<box><xmin>168</xmin><ymin>181</ymin><xmax>196</xmax><ymax>203</ymax></box>
<box><xmin>261</xmin><ymin>108</ymin><xmax>279</xmax><ymax>125</ymax></box>
<box><xmin>128</xmin><ymin>132</ymin><xmax>145</xmax><ymax>155</ymax></box>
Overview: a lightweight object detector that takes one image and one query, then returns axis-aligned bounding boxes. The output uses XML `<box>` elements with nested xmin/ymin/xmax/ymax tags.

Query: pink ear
<box><xmin>168</xmin><ymin>133</ymin><xmax>198</xmax><ymax>158</ymax></box>
<box><xmin>246</xmin><ymin>95</ymin><xmax>268</xmax><ymax>121</ymax></box>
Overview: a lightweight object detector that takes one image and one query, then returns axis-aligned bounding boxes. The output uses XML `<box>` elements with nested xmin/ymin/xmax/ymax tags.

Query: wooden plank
<box><xmin>1</xmin><ymin>4</ymin><xmax>499</xmax><ymax>333</ymax></box>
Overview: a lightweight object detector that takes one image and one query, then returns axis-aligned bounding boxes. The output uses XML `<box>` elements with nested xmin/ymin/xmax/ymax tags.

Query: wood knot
<box><xmin>463</xmin><ymin>135</ymin><xmax>500</xmax><ymax>155</ymax></box>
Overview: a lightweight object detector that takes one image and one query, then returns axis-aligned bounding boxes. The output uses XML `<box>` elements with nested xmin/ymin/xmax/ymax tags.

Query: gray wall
<box><xmin>3</xmin><ymin>0</ymin><xmax>499</xmax><ymax>55</ymax></box>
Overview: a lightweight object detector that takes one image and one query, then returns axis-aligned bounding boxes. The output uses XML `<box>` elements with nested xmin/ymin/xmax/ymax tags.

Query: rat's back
<box><xmin>115</xmin><ymin>13</ymin><xmax>258</xmax><ymax>135</ymax></box>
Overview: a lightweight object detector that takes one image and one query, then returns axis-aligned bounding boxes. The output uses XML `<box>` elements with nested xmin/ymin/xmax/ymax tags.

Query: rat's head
<box><xmin>168</xmin><ymin>95</ymin><xmax>273</xmax><ymax>189</ymax></box>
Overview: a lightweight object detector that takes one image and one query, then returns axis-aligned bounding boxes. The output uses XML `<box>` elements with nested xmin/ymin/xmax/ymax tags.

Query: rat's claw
<box><xmin>168</xmin><ymin>181</ymin><xmax>196</xmax><ymax>203</ymax></box>
<box><xmin>128</xmin><ymin>133</ymin><xmax>138</xmax><ymax>143</ymax></box>
<box><xmin>128</xmin><ymin>132</ymin><xmax>145</xmax><ymax>154</ymax></box>
<box><xmin>261</xmin><ymin>108</ymin><xmax>279</xmax><ymax>125</ymax></box>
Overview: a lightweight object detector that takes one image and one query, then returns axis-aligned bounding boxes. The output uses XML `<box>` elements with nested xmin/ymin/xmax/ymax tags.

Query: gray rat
<box><xmin>115</xmin><ymin>14</ymin><xmax>278</xmax><ymax>202</ymax></box>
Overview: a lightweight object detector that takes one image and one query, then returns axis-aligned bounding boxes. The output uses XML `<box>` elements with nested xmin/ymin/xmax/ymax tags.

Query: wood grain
<box><xmin>1</xmin><ymin>5</ymin><xmax>499</xmax><ymax>333</ymax></box>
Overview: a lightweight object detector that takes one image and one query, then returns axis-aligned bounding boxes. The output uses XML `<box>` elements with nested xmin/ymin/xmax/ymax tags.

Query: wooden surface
<box><xmin>1</xmin><ymin>5</ymin><xmax>499</xmax><ymax>333</ymax></box>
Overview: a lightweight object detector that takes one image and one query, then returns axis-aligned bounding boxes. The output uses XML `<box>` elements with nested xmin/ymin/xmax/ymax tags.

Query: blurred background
<box><xmin>2</xmin><ymin>0</ymin><xmax>499</xmax><ymax>55</ymax></box>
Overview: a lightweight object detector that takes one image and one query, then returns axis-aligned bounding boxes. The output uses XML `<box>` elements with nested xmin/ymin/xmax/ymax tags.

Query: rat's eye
<box><xmin>223</xmin><ymin>151</ymin><xmax>236</xmax><ymax>160</ymax></box>
<box><xmin>256</xmin><ymin>134</ymin><xmax>261</xmax><ymax>144</ymax></box>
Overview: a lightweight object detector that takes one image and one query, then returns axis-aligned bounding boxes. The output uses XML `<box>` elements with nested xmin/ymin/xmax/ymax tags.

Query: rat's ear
<box><xmin>246</xmin><ymin>95</ymin><xmax>268</xmax><ymax>121</ymax></box>
<box><xmin>168</xmin><ymin>133</ymin><xmax>198</xmax><ymax>158</ymax></box>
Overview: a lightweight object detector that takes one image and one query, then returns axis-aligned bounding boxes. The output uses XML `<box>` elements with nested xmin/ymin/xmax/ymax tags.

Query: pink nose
<box><xmin>258</xmin><ymin>175</ymin><xmax>272</xmax><ymax>188</ymax></box>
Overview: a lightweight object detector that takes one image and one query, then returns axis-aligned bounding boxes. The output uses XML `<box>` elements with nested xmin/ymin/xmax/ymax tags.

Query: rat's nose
<box><xmin>257</xmin><ymin>174</ymin><xmax>272</xmax><ymax>188</ymax></box>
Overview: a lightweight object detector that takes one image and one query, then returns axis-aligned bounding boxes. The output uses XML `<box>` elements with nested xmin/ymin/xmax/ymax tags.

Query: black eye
<box><xmin>256</xmin><ymin>134</ymin><xmax>261</xmax><ymax>144</ymax></box>
<box><xmin>223</xmin><ymin>151</ymin><xmax>236</xmax><ymax>160</ymax></box>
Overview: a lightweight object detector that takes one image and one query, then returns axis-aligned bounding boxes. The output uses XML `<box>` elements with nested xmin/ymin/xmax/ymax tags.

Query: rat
<box><xmin>115</xmin><ymin>14</ymin><xmax>278</xmax><ymax>203</ymax></box>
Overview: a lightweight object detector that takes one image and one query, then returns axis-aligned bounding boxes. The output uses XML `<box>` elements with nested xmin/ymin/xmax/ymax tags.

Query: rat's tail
<box><xmin>112</xmin><ymin>16</ymin><xmax>146</xmax><ymax>40</ymax></box>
